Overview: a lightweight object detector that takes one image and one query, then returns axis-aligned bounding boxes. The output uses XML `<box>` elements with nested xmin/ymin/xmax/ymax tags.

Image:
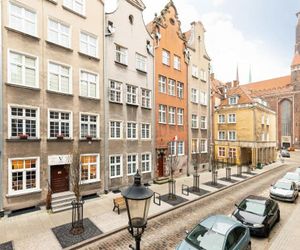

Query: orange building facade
<box><xmin>148</xmin><ymin>2</ymin><xmax>189</xmax><ymax>177</ymax></box>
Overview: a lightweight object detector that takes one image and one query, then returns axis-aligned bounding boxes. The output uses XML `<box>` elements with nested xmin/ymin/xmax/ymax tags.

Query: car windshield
<box><xmin>186</xmin><ymin>224</ymin><xmax>225</xmax><ymax>250</ymax></box>
<box><xmin>238</xmin><ymin>199</ymin><xmax>266</xmax><ymax>216</ymax></box>
<box><xmin>274</xmin><ymin>181</ymin><xmax>292</xmax><ymax>190</ymax></box>
<box><xmin>285</xmin><ymin>173</ymin><xmax>299</xmax><ymax>181</ymax></box>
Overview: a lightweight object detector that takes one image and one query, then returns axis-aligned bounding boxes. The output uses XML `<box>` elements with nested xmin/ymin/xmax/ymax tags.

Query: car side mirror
<box><xmin>234</xmin><ymin>203</ymin><xmax>239</xmax><ymax>207</ymax></box>
<box><xmin>269</xmin><ymin>212</ymin><xmax>274</xmax><ymax>216</ymax></box>
<box><xmin>185</xmin><ymin>230</ymin><xmax>189</xmax><ymax>235</ymax></box>
<box><xmin>270</xmin><ymin>184</ymin><xmax>273</xmax><ymax>187</ymax></box>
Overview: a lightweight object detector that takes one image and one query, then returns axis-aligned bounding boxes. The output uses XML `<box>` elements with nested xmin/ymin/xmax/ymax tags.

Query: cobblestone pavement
<box><xmin>81</xmin><ymin>163</ymin><xmax>298</xmax><ymax>250</ymax></box>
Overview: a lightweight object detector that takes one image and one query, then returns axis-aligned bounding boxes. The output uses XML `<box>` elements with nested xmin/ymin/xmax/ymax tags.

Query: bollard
<box><xmin>226</xmin><ymin>167</ymin><xmax>231</xmax><ymax>180</ymax></box>
<box><xmin>193</xmin><ymin>174</ymin><xmax>200</xmax><ymax>192</ymax></box>
<box><xmin>212</xmin><ymin>171</ymin><xmax>218</xmax><ymax>185</ymax></box>
<box><xmin>237</xmin><ymin>166</ymin><xmax>242</xmax><ymax>176</ymax></box>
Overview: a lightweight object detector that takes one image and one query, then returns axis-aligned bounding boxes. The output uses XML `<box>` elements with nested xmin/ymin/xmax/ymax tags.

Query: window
<box><xmin>168</xmin><ymin>79</ymin><xmax>176</xmax><ymax>96</ymax></box>
<box><xmin>200</xmin><ymin>69</ymin><xmax>207</xmax><ymax>82</ymax></box>
<box><xmin>127</xmin><ymin>154</ymin><xmax>138</xmax><ymax>175</ymax></box>
<box><xmin>80</xmin><ymin>154</ymin><xmax>99</xmax><ymax>183</ymax></box>
<box><xmin>228</xmin><ymin>148</ymin><xmax>236</xmax><ymax>159</ymax></box>
<box><xmin>266</xmin><ymin>133</ymin><xmax>270</xmax><ymax>141</ymax></box>
<box><xmin>141</xmin><ymin>89</ymin><xmax>151</xmax><ymax>108</ymax></box>
<box><xmin>162</xmin><ymin>50</ymin><xmax>170</xmax><ymax>65</ymax></box>
<box><xmin>110</xmin><ymin>121</ymin><xmax>122</xmax><ymax>139</ymax></box>
<box><xmin>177</xmin><ymin>108</ymin><xmax>183</xmax><ymax>126</ymax></box>
<box><xmin>174</xmin><ymin>55</ymin><xmax>181</xmax><ymax>70</ymax></box>
<box><xmin>159</xmin><ymin>105</ymin><xmax>166</xmax><ymax>123</ymax></box>
<box><xmin>192</xmin><ymin>114</ymin><xmax>198</xmax><ymax>128</ymax></box>
<box><xmin>126</xmin><ymin>85</ymin><xmax>138</xmax><ymax>105</ymax></box>
<box><xmin>110</xmin><ymin>155</ymin><xmax>122</xmax><ymax>178</ymax></box>
<box><xmin>48</xmin><ymin>19</ymin><xmax>70</xmax><ymax>48</ymax></box>
<box><xmin>115</xmin><ymin>45</ymin><xmax>128</xmax><ymax>65</ymax></box>
<box><xmin>141</xmin><ymin>153</ymin><xmax>151</xmax><ymax>173</ymax></box>
<box><xmin>266</xmin><ymin>116</ymin><xmax>270</xmax><ymax>125</ymax></box>
<box><xmin>80</xmin><ymin>113</ymin><xmax>98</xmax><ymax>139</ymax></box>
<box><xmin>169</xmin><ymin>141</ymin><xmax>176</xmax><ymax>155</ymax></box>
<box><xmin>191</xmin><ymin>88</ymin><xmax>198</xmax><ymax>103</ymax></box>
<box><xmin>228</xmin><ymin>114</ymin><xmax>236</xmax><ymax>123</ymax></box>
<box><xmin>80</xmin><ymin>70</ymin><xmax>98</xmax><ymax>98</ymax></box>
<box><xmin>261</xmin><ymin>132</ymin><xmax>265</xmax><ymax>141</ymax></box>
<box><xmin>177</xmin><ymin>82</ymin><xmax>184</xmax><ymax>99</ymax></box>
<box><xmin>127</xmin><ymin>122</ymin><xmax>137</xmax><ymax>139</ymax></box>
<box><xmin>229</xmin><ymin>96</ymin><xmax>238</xmax><ymax>105</ymax></box>
<box><xmin>218</xmin><ymin>147</ymin><xmax>225</xmax><ymax>157</ymax></box>
<box><xmin>228</xmin><ymin>131</ymin><xmax>236</xmax><ymax>141</ymax></box>
<box><xmin>192</xmin><ymin>65</ymin><xmax>198</xmax><ymax>78</ymax></box>
<box><xmin>48</xmin><ymin>110</ymin><xmax>72</xmax><ymax>138</ymax></box>
<box><xmin>80</xmin><ymin>32</ymin><xmax>97</xmax><ymax>57</ymax></box>
<box><xmin>63</xmin><ymin>0</ymin><xmax>85</xmax><ymax>15</ymax></box>
<box><xmin>200</xmin><ymin>91</ymin><xmax>207</xmax><ymax>105</ymax></box>
<box><xmin>200</xmin><ymin>116</ymin><xmax>207</xmax><ymax>129</ymax></box>
<box><xmin>159</xmin><ymin>75</ymin><xmax>166</xmax><ymax>93</ymax></box>
<box><xmin>218</xmin><ymin>114</ymin><xmax>225</xmax><ymax>124</ymax></box>
<box><xmin>169</xmin><ymin>107</ymin><xmax>176</xmax><ymax>125</ymax></box>
<box><xmin>178</xmin><ymin>141</ymin><xmax>184</xmax><ymax>156</ymax></box>
<box><xmin>218</xmin><ymin>131</ymin><xmax>226</xmax><ymax>140</ymax></box>
<box><xmin>191</xmin><ymin>139</ymin><xmax>199</xmax><ymax>153</ymax></box>
<box><xmin>261</xmin><ymin>115</ymin><xmax>265</xmax><ymax>124</ymax></box>
<box><xmin>9</xmin><ymin>2</ymin><xmax>37</xmax><ymax>36</ymax></box>
<box><xmin>200</xmin><ymin>139</ymin><xmax>207</xmax><ymax>153</ymax></box>
<box><xmin>48</xmin><ymin>61</ymin><xmax>71</xmax><ymax>94</ymax></box>
<box><xmin>136</xmin><ymin>53</ymin><xmax>147</xmax><ymax>72</ymax></box>
<box><xmin>8</xmin><ymin>157</ymin><xmax>40</xmax><ymax>195</ymax></box>
<box><xmin>109</xmin><ymin>80</ymin><xmax>122</xmax><ymax>103</ymax></box>
<box><xmin>9</xmin><ymin>105</ymin><xmax>39</xmax><ymax>139</ymax></box>
<box><xmin>141</xmin><ymin>123</ymin><xmax>151</xmax><ymax>139</ymax></box>
<box><xmin>8</xmin><ymin>50</ymin><xmax>38</xmax><ymax>88</ymax></box>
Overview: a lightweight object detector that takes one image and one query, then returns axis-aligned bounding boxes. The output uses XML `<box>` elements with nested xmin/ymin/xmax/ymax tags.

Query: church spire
<box><xmin>295</xmin><ymin>11</ymin><xmax>300</xmax><ymax>54</ymax></box>
<box><xmin>249</xmin><ymin>65</ymin><xmax>252</xmax><ymax>83</ymax></box>
<box><xmin>236</xmin><ymin>64</ymin><xmax>239</xmax><ymax>83</ymax></box>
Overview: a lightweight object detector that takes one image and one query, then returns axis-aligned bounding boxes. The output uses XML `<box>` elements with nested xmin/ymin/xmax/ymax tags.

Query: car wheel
<box><xmin>276</xmin><ymin>210</ymin><xmax>280</xmax><ymax>223</ymax></box>
<box><xmin>264</xmin><ymin>225</ymin><xmax>270</xmax><ymax>237</ymax></box>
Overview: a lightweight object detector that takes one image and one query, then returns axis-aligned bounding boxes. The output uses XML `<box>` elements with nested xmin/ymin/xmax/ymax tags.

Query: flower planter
<box><xmin>56</xmin><ymin>134</ymin><xmax>64</xmax><ymax>140</ymax></box>
<box><xmin>19</xmin><ymin>134</ymin><xmax>28</xmax><ymax>140</ymax></box>
<box><xmin>85</xmin><ymin>135</ymin><xmax>93</xmax><ymax>141</ymax></box>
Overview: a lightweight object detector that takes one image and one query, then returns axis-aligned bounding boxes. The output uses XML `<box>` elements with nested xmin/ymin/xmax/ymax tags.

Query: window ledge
<box><xmin>6</xmin><ymin>138</ymin><xmax>41</xmax><ymax>142</ymax></box>
<box><xmin>192</xmin><ymin>75</ymin><xmax>199</xmax><ymax>79</ymax></box>
<box><xmin>110</xmin><ymin>176</ymin><xmax>123</xmax><ymax>179</ymax></box>
<box><xmin>5</xmin><ymin>82</ymin><xmax>40</xmax><ymax>91</ymax></box>
<box><xmin>141</xmin><ymin>139</ymin><xmax>152</xmax><ymax>141</ymax></box>
<box><xmin>5</xmin><ymin>26</ymin><xmax>40</xmax><ymax>41</ymax></box>
<box><xmin>136</xmin><ymin>68</ymin><xmax>147</xmax><ymax>74</ymax></box>
<box><xmin>47</xmin><ymin>0</ymin><xmax>58</xmax><ymax>4</ymax></box>
<box><xmin>78</xmin><ymin>52</ymin><xmax>100</xmax><ymax>61</ymax></box>
<box><xmin>141</xmin><ymin>106</ymin><xmax>152</xmax><ymax>110</ymax></box>
<box><xmin>200</xmin><ymin>79</ymin><xmax>207</xmax><ymax>83</ymax></box>
<box><xmin>62</xmin><ymin>5</ymin><xmax>86</xmax><ymax>19</ymax></box>
<box><xmin>79</xmin><ymin>138</ymin><xmax>101</xmax><ymax>142</ymax></box>
<box><xmin>46</xmin><ymin>89</ymin><xmax>73</xmax><ymax>97</ymax></box>
<box><xmin>115</xmin><ymin>61</ymin><xmax>128</xmax><ymax>67</ymax></box>
<box><xmin>47</xmin><ymin>138</ymin><xmax>74</xmax><ymax>142</ymax></box>
<box><xmin>158</xmin><ymin>122</ymin><xmax>167</xmax><ymax>125</ymax></box>
<box><xmin>81</xmin><ymin>180</ymin><xmax>100</xmax><ymax>185</ymax></box>
<box><xmin>79</xmin><ymin>95</ymin><xmax>100</xmax><ymax>101</ymax></box>
<box><xmin>126</xmin><ymin>103</ymin><xmax>139</xmax><ymax>107</ymax></box>
<box><xmin>46</xmin><ymin>40</ymin><xmax>73</xmax><ymax>52</ymax></box>
<box><xmin>6</xmin><ymin>189</ymin><xmax>42</xmax><ymax>198</ymax></box>
<box><xmin>200</xmin><ymin>128</ymin><xmax>208</xmax><ymax>130</ymax></box>
<box><xmin>109</xmin><ymin>100</ymin><xmax>123</xmax><ymax>105</ymax></box>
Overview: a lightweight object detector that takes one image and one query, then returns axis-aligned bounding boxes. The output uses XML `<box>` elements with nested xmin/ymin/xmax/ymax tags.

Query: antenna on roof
<box><xmin>249</xmin><ymin>64</ymin><xmax>252</xmax><ymax>83</ymax></box>
<box><xmin>236</xmin><ymin>64</ymin><xmax>239</xmax><ymax>83</ymax></box>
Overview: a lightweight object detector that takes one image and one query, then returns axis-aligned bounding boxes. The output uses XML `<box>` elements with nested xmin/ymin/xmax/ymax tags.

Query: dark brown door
<box><xmin>51</xmin><ymin>165</ymin><xmax>69</xmax><ymax>193</ymax></box>
<box><xmin>158</xmin><ymin>154</ymin><xmax>164</xmax><ymax>177</ymax></box>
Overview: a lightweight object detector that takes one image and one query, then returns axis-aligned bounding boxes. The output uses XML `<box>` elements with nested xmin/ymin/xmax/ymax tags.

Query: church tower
<box><xmin>292</xmin><ymin>12</ymin><xmax>300</xmax><ymax>90</ymax></box>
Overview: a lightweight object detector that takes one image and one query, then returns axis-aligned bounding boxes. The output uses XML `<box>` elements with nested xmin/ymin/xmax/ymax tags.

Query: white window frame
<box><xmin>159</xmin><ymin>105</ymin><xmax>167</xmax><ymax>124</ymax></box>
<box><xmin>8</xmin><ymin>104</ymin><xmax>40</xmax><ymax>139</ymax></box>
<box><xmin>218</xmin><ymin>130</ymin><xmax>226</xmax><ymax>140</ymax></box>
<box><xmin>191</xmin><ymin>139</ymin><xmax>199</xmax><ymax>154</ymax></box>
<box><xmin>218</xmin><ymin>147</ymin><xmax>226</xmax><ymax>157</ymax></box>
<box><xmin>79</xmin><ymin>112</ymin><xmax>99</xmax><ymax>139</ymax></box>
<box><xmin>109</xmin><ymin>120</ymin><xmax>123</xmax><ymax>139</ymax></box>
<box><xmin>162</xmin><ymin>49</ymin><xmax>170</xmax><ymax>65</ymax></box>
<box><xmin>48</xmin><ymin>18</ymin><xmax>71</xmax><ymax>48</ymax></box>
<box><xmin>159</xmin><ymin>75</ymin><xmax>167</xmax><ymax>93</ymax></box>
<box><xmin>200</xmin><ymin>116</ymin><xmax>207</xmax><ymax>129</ymax></box>
<box><xmin>228</xmin><ymin>131</ymin><xmax>236</xmax><ymax>141</ymax></box>
<box><xmin>218</xmin><ymin>114</ymin><xmax>225</xmax><ymax>124</ymax></box>
<box><xmin>229</xmin><ymin>96</ymin><xmax>238</xmax><ymax>105</ymax></box>
<box><xmin>80</xmin><ymin>31</ymin><xmax>98</xmax><ymax>58</ymax></box>
<box><xmin>8</xmin><ymin>157</ymin><xmax>40</xmax><ymax>195</ymax></box>
<box><xmin>127</xmin><ymin>122</ymin><xmax>138</xmax><ymax>140</ymax></box>
<box><xmin>200</xmin><ymin>139</ymin><xmax>207</xmax><ymax>153</ymax></box>
<box><xmin>48</xmin><ymin>60</ymin><xmax>72</xmax><ymax>94</ymax></box>
<box><xmin>168</xmin><ymin>107</ymin><xmax>176</xmax><ymax>125</ymax></box>
<box><xmin>177</xmin><ymin>108</ymin><xmax>183</xmax><ymax>126</ymax></box>
<box><xmin>192</xmin><ymin>65</ymin><xmax>199</xmax><ymax>78</ymax></box>
<box><xmin>80</xmin><ymin>154</ymin><xmax>100</xmax><ymax>184</ymax></box>
<box><xmin>141</xmin><ymin>153</ymin><xmax>152</xmax><ymax>173</ymax></box>
<box><xmin>141</xmin><ymin>123</ymin><xmax>151</xmax><ymax>140</ymax></box>
<box><xmin>191</xmin><ymin>88</ymin><xmax>198</xmax><ymax>103</ymax></box>
<box><xmin>109</xmin><ymin>154</ymin><xmax>123</xmax><ymax>178</ymax></box>
<box><xmin>8</xmin><ymin>49</ymin><xmax>39</xmax><ymax>88</ymax></box>
<box><xmin>200</xmin><ymin>91</ymin><xmax>207</xmax><ymax>106</ymax></box>
<box><xmin>173</xmin><ymin>55</ymin><xmax>181</xmax><ymax>70</ymax></box>
<box><xmin>228</xmin><ymin>148</ymin><xmax>236</xmax><ymax>159</ymax></box>
<box><xmin>126</xmin><ymin>84</ymin><xmax>138</xmax><ymax>105</ymax></box>
<box><xmin>141</xmin><ymin>88</ymin><xmax>151</xmax><ymax>109</ymax></box>
<box><xmin>48</xmin><ymin>109</ymin><xmax>73</xmax><ymax>139</ymax></box>
<box><xmin>79</xmin><ymin>69</ymin><xmax>99</xmax><ymax>99</ymax></box>
<box><xmin>261</xmin><ymin>115</ymin><xmax>265</xmax><ymax>125</ymax></box>
<box><xmin>168</xmin><ymin>79</ymin><xmax>176</xmax><ymax>96</ymax></box>
<box><xmin>136</xmin><ymin>53</ymin><xmax>147</xmax><ymax>72</ymax></box>
<box><xmin>115</xmin><ymin>44</ymin><xmax>128</xmax><ymax>65</ymax></box>
<box><xmin>228</xmin><ymin>113</ymin><xmax>236</xmax><ymax>123</ymax></box>
<box><xmin>127</xmin><ymin>153</ymin><xmax>138</xmax><ymax>176</ymax></box>
<box><xmin>191</xmin><ymin>114</ymin><xmax>198</xmax><ymax>129</ymax></box>
<box><xmin>109</xmin><ymin>80</ymin><xmax>122</xmax><ymax>103</ymax></box>
<box><xmin>8</xmin><ymin>2</ymin><xmax>37</xmax><ymax>36</ymax></box>
<box><xmin>177</xmin><ymin>141</ymin><xmax>184</xmax><ymax>156</ymax></box>
<box><xmin>63</xmin><ymin>0</ymin><xmax>86</xmax><ymax>16</ymax></box>
<box><xmin>177</xmin><ymin>82</ymin><xmax>184</xmax><ymax>99</ymax></box>
<box><xmin>169</xmin><ymin>141</ymin><xmax>176</xmax><ymax>156</ymax></box>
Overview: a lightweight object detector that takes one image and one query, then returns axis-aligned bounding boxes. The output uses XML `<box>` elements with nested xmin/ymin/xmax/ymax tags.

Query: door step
<box><xmin>51</xmin><ymin>191</ymin><xmax>76</xmax><ymax>213</ymax></box>
<box><xmin>153</xmin><ymin>177</ymin><xmax>170</xmax><ymax>185</ymax></box>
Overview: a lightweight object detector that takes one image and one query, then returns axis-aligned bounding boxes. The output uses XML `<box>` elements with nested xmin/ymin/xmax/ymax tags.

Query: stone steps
<box><xmin>51</xmin><ymin>191</ymin><xmax>76</xmax><ymax>213</ymax></box>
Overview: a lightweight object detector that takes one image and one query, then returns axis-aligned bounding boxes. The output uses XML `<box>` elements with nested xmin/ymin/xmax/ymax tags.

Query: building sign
<box><xmin>281</xmin><ymin>136</ymin><xmax>291</xmax><ymax>143</ymax></box>
<box><xmin>48</xmin><ymin>155</ymin><xmax>72</xmax><ymax>166</ymax></box>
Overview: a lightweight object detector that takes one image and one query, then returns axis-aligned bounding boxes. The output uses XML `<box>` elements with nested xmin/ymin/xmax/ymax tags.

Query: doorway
<box><xmin>50</xmin><ymin>165</ymin><xmax>70</xmax><ymax>193</ymax></box>
<box><xmin>158</xmin><ymin>153</ymin><xmax>164</xmax><ymax>177</ymax></box>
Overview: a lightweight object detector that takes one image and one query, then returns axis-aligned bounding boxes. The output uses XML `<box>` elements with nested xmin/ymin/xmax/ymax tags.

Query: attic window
<box><xmin>229</xmin><ymin>96</ymin><xmax>238</xmax><ymax>105</ymax></box>
<box><xmin>129</xmin><ymin>15</ymin><xmax>134</xmax><ymax>25</ymax></box>
<box><xmin>170</xmin><ymin>18</ymin><xmax>175</xmax><ymax>25</ymax></box>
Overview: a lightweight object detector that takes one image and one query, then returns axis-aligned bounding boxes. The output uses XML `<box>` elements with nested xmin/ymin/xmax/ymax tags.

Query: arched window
<box><xmin>280</xmin><ymin>100</ymin><xmax>292</xmax><ymax>136</ymax></box>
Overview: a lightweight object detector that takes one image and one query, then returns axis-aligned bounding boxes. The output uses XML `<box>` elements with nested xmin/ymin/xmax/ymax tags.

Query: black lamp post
<box><xmin>122</xmin><ymin>170</ymin><xmax>154</xmax><ymax>250</ymax></box>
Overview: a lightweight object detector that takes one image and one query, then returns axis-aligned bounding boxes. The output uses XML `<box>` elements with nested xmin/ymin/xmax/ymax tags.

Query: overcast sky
<box><xmin>106</xmin><ymin>0</ymin><xmax>299</xmax><ymax>84</ymax></box>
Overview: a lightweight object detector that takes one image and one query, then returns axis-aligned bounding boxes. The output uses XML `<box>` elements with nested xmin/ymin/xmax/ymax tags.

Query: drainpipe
<box><xmin>207</xmin><ymin>63</ymin><xmax>212</xmax><ymax>172</ymax></box>
<box><xmin>0</xmin><ymin>1</ymin><xmax>4</xmax><ymax>217</ymax></box>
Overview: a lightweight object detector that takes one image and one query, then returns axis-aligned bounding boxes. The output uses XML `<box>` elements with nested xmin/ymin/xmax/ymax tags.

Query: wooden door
<box><xmin>158</xmin><ymin>154</ymin><xmax>164</xmax><ymax>177</ymax></box>
<box><xmin>51</xmin><ymin>165</ymin><xmax>69</xmax><ymax>193</ymax></box>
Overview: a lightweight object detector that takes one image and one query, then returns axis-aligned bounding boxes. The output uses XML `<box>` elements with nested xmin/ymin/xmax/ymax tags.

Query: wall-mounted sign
<box><xmin>48</xmin><ymin>155</ymin><xmax>72</xmax><ymax>166</ymax></box>
<box><xmin>281</xmin><ymin>136</ymin><xmax>291</xmax><ymax>143</ymax></box>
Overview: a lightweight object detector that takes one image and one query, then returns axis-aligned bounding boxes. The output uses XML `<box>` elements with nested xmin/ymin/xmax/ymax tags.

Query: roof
<box><xmin>245</xmin><ymin>195</ymin><xmax>268</xmax><ymax>204</ymax></box>
<box><xmin>219</xmin><ymin>85</ymin><xmax>254</xmax><ymax>106</ymax></box>
<box><xmin>200</xmin><ymin>215</ymin><xmax>238</xmax><ymax>235</ymax></box>
<box><xmin>125</xmin><ymin>0</ymin><xmax>145</xmax><ymax>10</ymax></box>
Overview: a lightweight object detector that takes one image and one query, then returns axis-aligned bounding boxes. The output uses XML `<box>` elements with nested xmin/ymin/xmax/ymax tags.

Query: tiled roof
<box><xmin>220</xmin><ymin>86</ymin><xmax>254</xmax><ymax>106</ymax></box>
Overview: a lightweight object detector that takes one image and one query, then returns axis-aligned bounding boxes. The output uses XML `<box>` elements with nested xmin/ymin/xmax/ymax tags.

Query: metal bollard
<box><xmin>237</xmin><ymin>166</ymin><xmax>242</xmax><ymax>176</ymax></box>
<box><xmin>226</xmin><ymin>167</ymin><xmax>231</xmax><ymax>180</ymax></box>
<box><xmin>212</xmin><ymin>171</ymin><xmax>218</xmax><ymax>185</ymax></box>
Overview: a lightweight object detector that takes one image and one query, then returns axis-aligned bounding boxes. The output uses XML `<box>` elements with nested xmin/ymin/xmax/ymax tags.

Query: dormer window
<box><xmin>229</xmin><ymin>96</ymin><xmax>238</xmax><ymax>105</ymax></box>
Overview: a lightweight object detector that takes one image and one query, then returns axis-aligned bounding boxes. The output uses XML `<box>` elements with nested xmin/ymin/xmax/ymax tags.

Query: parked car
<box><xmin>280</xmin><ymin>150</ymin><xmax>290</xmax><ymax>158</ymax></box>
<box><xmin>283</xmin><ymin>172</ymin><xmax>300</xmax><ymax>190</ymax></box>
<box><xmin>176</xmin><ymin>215</ymin><xmax>251</xmax><ymax>250</ymax></box>
<box><xmin>270</xmin><ymin>179</ymin><xmax>298</xmax><ymax>202</ymax></box>
<box><xmin>232</xmin><ymin>195</ymin><xmax>280</xmax><ymax>237</ymax></box>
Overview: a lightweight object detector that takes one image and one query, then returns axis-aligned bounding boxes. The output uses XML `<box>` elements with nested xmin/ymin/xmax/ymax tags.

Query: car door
<box><xmin>225</xmin><ymin>227</ymin><xmax>248</xmax><ymax>250</ymax></box>
<box><xmin>267</xmin><ymin>200</ymin><xmax>277</xmax><ymax>227</ymax></box>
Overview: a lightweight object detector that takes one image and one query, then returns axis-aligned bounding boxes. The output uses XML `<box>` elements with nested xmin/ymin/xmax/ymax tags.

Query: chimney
<box><xmin>233</xmin><ymin>80</ymin><xmax>239</xmax><ymax>87</ymax></box>
<box><xmin>210</xmin><ymin>73</ymin><xmax>215</xmax><ymax>81</ymax></box>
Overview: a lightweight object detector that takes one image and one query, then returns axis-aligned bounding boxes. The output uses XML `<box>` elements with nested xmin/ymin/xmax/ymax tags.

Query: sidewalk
<box><xmin>0</xmin><ymin>161</ymin><xmax>285</xmax><ymax>250</ymax></box>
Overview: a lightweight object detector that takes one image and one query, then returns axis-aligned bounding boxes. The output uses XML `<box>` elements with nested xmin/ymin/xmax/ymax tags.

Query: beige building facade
<box><xmin>0</xmin><ymin>0</ymin><xmax>105</xmax><ymax>214</ymax></box>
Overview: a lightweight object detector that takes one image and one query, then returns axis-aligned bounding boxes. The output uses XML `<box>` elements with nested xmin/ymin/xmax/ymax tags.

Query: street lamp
<box><xmin>121</xmin><ymin>170</ymin><xmax>154</xmax><ymax>250</ymax></box>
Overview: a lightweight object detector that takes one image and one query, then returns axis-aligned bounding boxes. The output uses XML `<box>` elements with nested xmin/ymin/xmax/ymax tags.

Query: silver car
<box><xmin>270</xmin><ymin>179</ymin><xmax>298</xmax><ymax>202</ymax></box>
<box><xmin>283</xmin><ymin>172</ymin><xmax>300</xmax><ymax>190</ymax></box>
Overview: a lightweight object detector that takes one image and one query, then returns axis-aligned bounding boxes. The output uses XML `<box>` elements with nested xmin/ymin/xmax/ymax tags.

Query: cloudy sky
<box><xmin>106</xmin><ymin>0</ymin><xmax>299</xmax><ymax>84</ymax></box>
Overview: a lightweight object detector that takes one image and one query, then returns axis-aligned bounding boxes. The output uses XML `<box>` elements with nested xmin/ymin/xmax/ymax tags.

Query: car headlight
<box><xmin>253</xmin><ymin>224</ymin><xmax>264</xmax><ymax>228</ymax></box>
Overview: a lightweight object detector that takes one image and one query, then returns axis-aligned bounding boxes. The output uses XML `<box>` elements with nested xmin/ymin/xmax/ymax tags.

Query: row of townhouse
<box><xmin>0</xmin><ymin>0</ymin><xmax>211</xmax><ymax>215</ymax></box>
